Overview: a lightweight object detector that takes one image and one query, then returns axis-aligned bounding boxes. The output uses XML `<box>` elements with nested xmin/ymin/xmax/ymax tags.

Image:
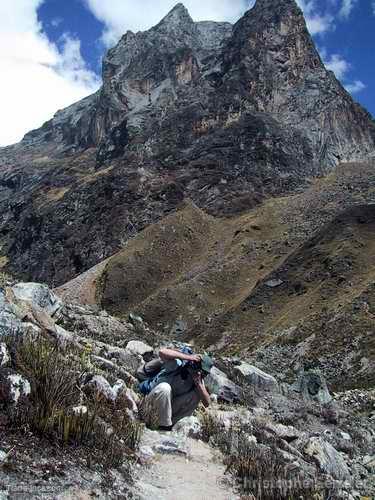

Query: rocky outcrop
<box><xmin>0</xmin><ymin>280</ymin><xmax>374</xmax><ymax>498</ymax></box>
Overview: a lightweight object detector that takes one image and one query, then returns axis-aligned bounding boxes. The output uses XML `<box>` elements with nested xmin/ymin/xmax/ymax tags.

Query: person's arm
<box><xmin>159</xmin><ymin>347</ymin><xmax>201</xmax><ymax>363</ymax></box>
<box><xmin>192</xmin><ymin>371</ymin><xmax>211</xmax><ymax>408</ymax></box>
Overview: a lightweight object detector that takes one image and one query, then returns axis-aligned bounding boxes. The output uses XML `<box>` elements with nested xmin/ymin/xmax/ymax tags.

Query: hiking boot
<box><xmin>158</xmin><ymin>425</ymin><xmax>173</xmax><ymax>431</ymax></box>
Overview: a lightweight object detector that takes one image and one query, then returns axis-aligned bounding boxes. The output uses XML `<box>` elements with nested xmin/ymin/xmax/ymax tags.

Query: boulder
<box><xmin>90</xmin><ymin>356</ymin><xmax>137</xmax><ymax>385</ymax></box>
<box><xmin>85</xmin><ymin>375</ymin><xmax>125</xmax><ymax>402</ymax></box>
<box><xmin>118</xmin><ymin>387</ymin><xmax>139</xmax><ymax>414</ymax></box>
<box><xmin>173</xmin><ymin>416</ymin><xmax>202</xmax><ymax>438</ymax></box>
<box><xmin>0</xmin><ymin>370</ymin><xmax>31</xmax><ymax>406</ymax></box>
<box><xmin>234</xmin><ymin>362</ymin><xmax>279</xmax><ymax>393</ymax></box>
<box><xmin>207</xmin><ymin>407</ymin><xmax>253</xmax><ymax>430</ymax></box>
<box><xmin>108</xmin><ymin>347</ymin><xmax>143</xmax><ymax>372</ymax></box>
<box><xmin>11</xmin><ymin>283</ymin><xmax>62</xmax><ymax>317</ymax></box>
<box><xmin>264</xmin><ymin>422</ymin><xmax>301</xmax><ymax>442</ymax></box>
<box><xmin>304</xmin><ymin>437</ymin><xmax>350</xmax><ymax>480</ymax></box>
<box><xmin>292</xmin><ymin>369</ymin><xmax>332</xmax><ymax>405</ymax></box>
<box><xmin>139</xmin><ymin>428</ymin><xmax>189</xmax><ymax>457</ymax></box>
<box><xmin>0</xmin><ymin>343</ymin><xmax>10</xmax><ymax>367</ymax></box>
<box><xmin>205</xmin><ymin>366</ymin><xmax>242</xmax><ymax>403</ymax></box>
<box><xmin>125</xmin><ymin>340</ymin><xmax>153</xmax><ymax>360</ymax></box>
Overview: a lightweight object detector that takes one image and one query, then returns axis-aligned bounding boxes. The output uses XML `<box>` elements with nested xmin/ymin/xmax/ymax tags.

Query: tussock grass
<box><xmin>199</xmin><ymin>412</ymin><xmax>335</xmax><ymax>500</ymax></box>
<box><xmin>12</xmin><ymin>334</ymin><xmax>142</xmax><ymax>468</ymax></box>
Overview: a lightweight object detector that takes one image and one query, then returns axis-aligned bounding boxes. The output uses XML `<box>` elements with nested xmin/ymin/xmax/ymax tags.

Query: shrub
<box><xmin>12</xmin><ymin>333</ymin><xmax>142</xmax><ymax>468</ymax></box>
<box><xmin>198</xmin><ymin>412</ymin><xmax>333</xmax><ymax>500</ymax></box>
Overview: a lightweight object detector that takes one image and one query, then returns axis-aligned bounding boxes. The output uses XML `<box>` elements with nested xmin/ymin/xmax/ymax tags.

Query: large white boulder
<box><xmin>234</xmin><ymin>362</ymin><xmax>279</xmax><ymax>393</ymax></box>
<box><xmin>173</xmin><ymin>416</ymin><xmax>202</xmax><ymax>438</ymax></box>
<box><xmin>125</xmin><ymin>340</ymin><xmax>153</xmax><ymax>358</ymax></box>
<box><xmin>11</xmin><ymin>283</ymin><xmax>62</xmax><ymax>317</ymax></box>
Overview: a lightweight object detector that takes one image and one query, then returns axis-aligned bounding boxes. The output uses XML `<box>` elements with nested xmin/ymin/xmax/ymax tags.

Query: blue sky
<box><xmin>0</xmin><ymin>0</ymin><xmax>374</xmax><ymax>146</ymax></box>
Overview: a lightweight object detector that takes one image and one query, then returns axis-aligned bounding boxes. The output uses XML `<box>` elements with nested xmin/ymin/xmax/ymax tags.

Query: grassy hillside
<box><xmin>56</xmin><ymin>161</ymin><xmax>375</xmax><ymax>389</ymax></box>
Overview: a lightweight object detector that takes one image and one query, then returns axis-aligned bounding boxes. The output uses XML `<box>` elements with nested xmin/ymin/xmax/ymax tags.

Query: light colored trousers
<box><xmin>145</xmin><ymin>382</ymin><xmax>200</xmax><ymax>427</ymax></box>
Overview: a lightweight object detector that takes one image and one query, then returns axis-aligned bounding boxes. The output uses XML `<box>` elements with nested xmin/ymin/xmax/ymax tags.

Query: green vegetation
<box><xmin>12</xmin><ymin>333</ymin><xmax>142</xmax><ymax>468</ymax></box>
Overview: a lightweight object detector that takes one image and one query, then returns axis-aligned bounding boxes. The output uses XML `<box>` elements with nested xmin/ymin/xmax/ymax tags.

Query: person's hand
<box><xmin>192</xmin><ymin>370</ymin><xmax>203</xmax><ymax>386</ymax></box>
<box><xmin>187</xmin><ymin>354</ymin><xmax>201</xmax><ymax>363</ymax></box>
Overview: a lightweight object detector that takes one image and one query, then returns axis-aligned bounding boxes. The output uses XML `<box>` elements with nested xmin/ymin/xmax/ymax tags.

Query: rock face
<box><xmin>0</xmin><ymin>0</ymin><xmax>374</xmax><ymax>286</ymax></box>
<box><xmin>205</xmin><ymin>366</ymin><xmax>243</xmax><ymax>403</ymax></box>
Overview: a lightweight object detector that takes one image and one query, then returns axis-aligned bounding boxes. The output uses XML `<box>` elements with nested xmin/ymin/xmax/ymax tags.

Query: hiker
<box><xmin>141</xmin><ymin>347</ymin><xmax>213</xmax><ymax>431</ymax></box>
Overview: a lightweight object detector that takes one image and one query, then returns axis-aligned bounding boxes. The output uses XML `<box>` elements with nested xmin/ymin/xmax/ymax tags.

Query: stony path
<box><xmin>135</xmin><ymin>433</ymin><xmax>238</xmax><ymax>500</ymax></box>
<box><xmin>54</xmin><ymin>258</ymin><xmax>110</xmax><ymax>305</ymax></box>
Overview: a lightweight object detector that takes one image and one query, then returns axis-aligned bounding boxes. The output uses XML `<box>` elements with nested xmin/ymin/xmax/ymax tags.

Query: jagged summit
<box><xmin>157</xmin><ymin>3</ymin><xmax>193</xmax><ymax>27</ymax></box>
<box><xmin>251</xmin><ymin>0</ymin><xmax>302</xmax><ymax>15</ymax></box>
<box><xmin>0</xmin><ymin>0</ymin><xmax>374</xmax><ymax>286</ymax></box>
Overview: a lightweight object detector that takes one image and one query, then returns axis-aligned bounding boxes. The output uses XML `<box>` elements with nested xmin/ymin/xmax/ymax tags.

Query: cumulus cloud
<box><xmin>323</xmin><ymin>53</ymin><xmax>351</xmax><ymax>79</ymax></box>
<box><xmin>345</xmin><ymin>80</ymin><xmax>366</xmax><ymax>94</ymax></box>
<box><xmin>84</xmin><ymin>0</ymin><xmax>340</xmax><ymax>47</ymax></box>
<box><xmin>0</xmin><ymin>0</ymin><xmax>100</xmax><ymax>147</ymax></box>
<box><xmin>83</xmin><ymin>0</ymin><xmax>251</xmax><ymax>47</ymax></box>
<box><xmin>296</xmin><ymin>0</ymin><xmax>335</xmax><ymax>35</ymax></box>
<box><xmin>320</xmin><ymin>49</ymin><xmax>365</xmax><ymax>95</ymax></box>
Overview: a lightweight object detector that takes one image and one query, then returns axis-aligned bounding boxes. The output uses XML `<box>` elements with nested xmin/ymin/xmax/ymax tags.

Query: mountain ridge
<box><xmin>0</xmin><ymin>0</ymin><xmax>374</xmax><ymax>288</ymax></box>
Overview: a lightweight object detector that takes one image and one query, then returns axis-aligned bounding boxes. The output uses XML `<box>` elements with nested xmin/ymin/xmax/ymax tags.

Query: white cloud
<box><xmin>323</xmin><ymin>53</ymin><xmax>351</xmax><ymax>79</ymax></box>
<box><xmin>0</xmin><ymin>0</ymin><xmax>100</xmax><ymax>147</ymax></box>
<box><xmin>339</xmin><ymin>0</ymin><xmax>358</xmax><ymax>19</ymax></box>
<box><xmin>345</xmin><ymin>80</ymin><xmax>366</xmax><ymax>94</ymax></box>
<box><xmin>296</xmin><ymin>0</ymin><xmax>335</xmax><ymax>35</ymax></box>
<box><xmin>320</xmin><ymin>48</ymin><xmax>366</xmax><ymax>95</ymax></box>
<box><xmin>83</xmin><ymin>0</ymin><xmax>250</xmax><ymax>47</ymax></box>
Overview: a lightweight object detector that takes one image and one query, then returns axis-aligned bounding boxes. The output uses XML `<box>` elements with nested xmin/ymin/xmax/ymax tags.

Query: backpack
<box><xmin>137</xmin><ymin>346</ymin><xmax>193</xmax><ymax>395</ymax></box>
<box><xmin>136</xmin><ymin>358</ymin><xmax>164</xmax><ymax>382</ymax></box>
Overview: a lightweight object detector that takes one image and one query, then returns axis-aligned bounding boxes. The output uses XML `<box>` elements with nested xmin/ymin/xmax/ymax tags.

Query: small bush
<box><xmin>12</xmin><ymin>334</ymin><xmax>142</xmax><ymax>468</ymax></box>
<box><xmin>199</xmin><ymin>412</ymin><xmax>332</xmax><ymax>500</ymax></box>
<box><xmin>199</xmin><ymin>409</ymin><xmax>226</xmax><ymax>443</ymax></box>
<box><xmin>15</xmin><ymin>335</ymin><xmax>85</xmax><ymax>437</ymax></box>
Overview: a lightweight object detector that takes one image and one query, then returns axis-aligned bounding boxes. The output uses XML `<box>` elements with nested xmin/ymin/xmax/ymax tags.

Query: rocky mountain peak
<box><xmin>253</xmin><ymin>0</ymin><xmax>302</xmax><ymax>16</ymax></box>
<box><xmin>0</xmin><ymin>0</ymin><xmax>374</xmax><ymax>288</ymax></box>
<box><xmin>156</xmin><ymin>3</ymin><xmax>193</xmax><ymax>28</ymax></box>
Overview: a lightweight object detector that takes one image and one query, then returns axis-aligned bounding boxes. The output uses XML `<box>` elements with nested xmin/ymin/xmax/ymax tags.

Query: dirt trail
<box><xmin>55</xmin><ymin>258</ymin><xmax>110</xmax><ymax>305</ymax></box>
<box><xmin>136</xmin><ymin>436</ymin><xmax>238</xmax><ymax>500</ymax></box>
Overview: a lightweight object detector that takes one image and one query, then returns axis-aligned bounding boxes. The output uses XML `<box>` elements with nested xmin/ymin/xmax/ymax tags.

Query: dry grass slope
<box><xmin>56</xmin><ymin>162</ymin><xmax>375</xmax><ymax>388</ymax></box>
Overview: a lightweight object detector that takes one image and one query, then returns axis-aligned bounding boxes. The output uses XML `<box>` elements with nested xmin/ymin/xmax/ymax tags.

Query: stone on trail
<box><xmin>139</xmin><ymin>428</ymin><xmax>189</xmax><ymax>457</ymax></box>
<box><xmin>265</xmin><ymin>278</ymin><xmax>284</xmax><ymax>288</ymax></box>
<box><xmin>234</xmin><ymin>362</ymin><xmax>279</xmax><ymax>393</ymax></box>
<box><xmin>173</xmin><ymin>416</ymin><xmax>202</xmax><ymax>438</ymax></box>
